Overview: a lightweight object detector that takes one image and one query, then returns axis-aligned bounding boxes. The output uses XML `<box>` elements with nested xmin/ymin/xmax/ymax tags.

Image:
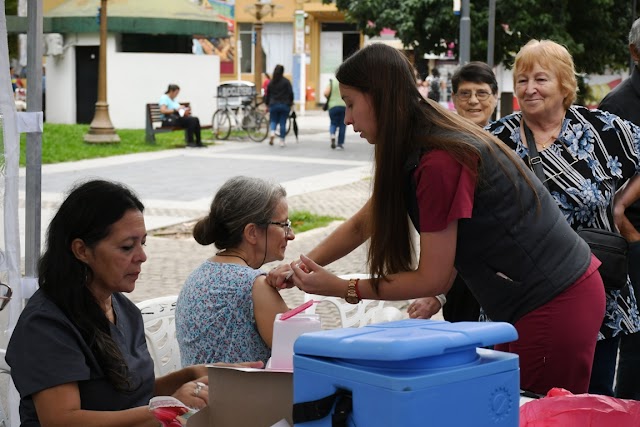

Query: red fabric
<box><xmin>495</xmin><ymin>256</ymin><xmax>605</xmax><ymax>395</ymax></box>
<box><xmin>520</xmin><ymin>387</ymin><xmax>640</xmax><ymax>426</ymax></box>
<box><xmin>413</xmin><ymin>150</ymin><xmax>478</xmax><ymax>232</ymax></box>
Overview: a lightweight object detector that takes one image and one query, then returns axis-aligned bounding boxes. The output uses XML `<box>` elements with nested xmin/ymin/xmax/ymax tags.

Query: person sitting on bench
<box><xmin>159</xmin><ymin>84</ymin><xmax>203</xmax><ymax>147</ymax></box>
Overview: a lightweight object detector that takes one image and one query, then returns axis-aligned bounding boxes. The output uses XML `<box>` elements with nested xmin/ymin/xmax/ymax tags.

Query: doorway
<box><xmin>319</xmin><ymin>23</ymin><xmax>359</xmax><ymax>105</ymax></box>
<box><xmin>75</xmin><ymin>46</ymin><xmax>99</xmax><ymax>124</ymax></box>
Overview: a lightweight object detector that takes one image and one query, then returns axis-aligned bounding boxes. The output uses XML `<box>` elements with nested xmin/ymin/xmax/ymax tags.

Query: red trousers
<box><xmin>495</xmin><ymin>256</ymin><xmax>605</xmax><ymax>395</ymax></box>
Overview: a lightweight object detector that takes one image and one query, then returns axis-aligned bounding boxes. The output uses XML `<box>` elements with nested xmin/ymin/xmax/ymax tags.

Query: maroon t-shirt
<box><xmin>413</xmin><ymin>149</ymin><xmax>478</xmax><ymax>232</ymax></box>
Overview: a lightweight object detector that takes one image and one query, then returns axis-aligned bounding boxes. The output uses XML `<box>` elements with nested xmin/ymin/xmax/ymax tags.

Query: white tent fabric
<box><xmin>1</xmin><ymin>5</ymin><xmax>25</xmax><ymax>426</ymax></box>
<box><xmin>0</xmin><ymin>0</ymin><xmax>22</xmax><ymax>364</ymax></box>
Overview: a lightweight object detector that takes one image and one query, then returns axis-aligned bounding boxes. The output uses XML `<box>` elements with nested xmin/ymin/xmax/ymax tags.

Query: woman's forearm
<box><xmin>34</xmin><ymin>384</ymin><xmax>160</xmax><ymax>427</ymax></box>
<box><xmin>40</xmin><ymin>407</ymin><xmax>160</xmax><ymax>427</ymax></box>
<box><xmin>615</xmin><ymin>175</ymin><xmax>640</xmax><ymax>241</ymax></box>
<box><xmin>154</xmin><ymin>365</ymin><xmax>207</xmax><ymax>397</ymax></box>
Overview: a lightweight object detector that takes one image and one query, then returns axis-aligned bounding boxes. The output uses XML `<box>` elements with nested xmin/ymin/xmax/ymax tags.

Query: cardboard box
<box><xmin>187</xmin><ymin>366</ymin><xmax>293</xmax><ymax>427</ymax></box>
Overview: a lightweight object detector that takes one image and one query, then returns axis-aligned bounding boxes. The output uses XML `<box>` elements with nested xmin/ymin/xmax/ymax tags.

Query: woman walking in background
<box><xmin>265</xmin><ymin>65</ymin><xmax>294</xmax><ymax>147</ymax></box>
<box><xmin>324</xmin><ymin>78</ymin><xmax>347</xmax><ymax>150</ymax></box>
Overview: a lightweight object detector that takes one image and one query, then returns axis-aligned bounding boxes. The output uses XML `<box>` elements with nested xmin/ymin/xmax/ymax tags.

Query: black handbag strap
<box><xmin>522</xmin><ymin>120</ymin><xmax>549</xmax><ymax>190</ymax></box>
<box><xmin>293</xmin><ymin>389</ymin><xmax>353</xmax><ymax>427</ymax></box>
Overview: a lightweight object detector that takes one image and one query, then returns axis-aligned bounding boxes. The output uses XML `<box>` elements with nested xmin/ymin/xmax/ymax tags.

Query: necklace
<box><xmin>216</xmin><ymin>251</ymin><xmax>250</xmax><ymax>267</ymax></box>
<box><xmin>533</xmin><ymin>122</ymin><xmax>563</xmax><ymax>150</ymax></box>
<box><xmin>537</xmin><ymin>135</ymin><xmax>556</xmax><ymax>150</ymax></box>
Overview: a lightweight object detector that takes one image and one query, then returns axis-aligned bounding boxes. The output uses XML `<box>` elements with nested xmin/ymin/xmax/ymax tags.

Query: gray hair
<box><xmin>630</xmin><ymin>18</ymin><xmax>640</xmax><ymax>50</ymax></box>
<box><xmin>193</xmin><ymin>176</ymin><xmax>287</xmax><ymax>249</ymax></box>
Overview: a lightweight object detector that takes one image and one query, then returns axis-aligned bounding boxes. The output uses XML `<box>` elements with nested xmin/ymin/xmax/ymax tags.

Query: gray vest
<box><xmin>406</xmin><ymin>133</ymin><xmax>591</xmax><ymax>323</ymax></box>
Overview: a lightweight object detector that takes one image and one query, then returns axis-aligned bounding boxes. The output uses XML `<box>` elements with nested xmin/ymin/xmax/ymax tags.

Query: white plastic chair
<box><xmin>303</xmin><ymin>274</ymin><xmax>405</xmax><ymax>328</ymax></box>
<box><xmin>135</xmin><ymin>295</ymin><xmax>181</xmax><ymax>377</ymax></box>
<box><xmin>0</xmin><ymin>349</ymin><xmax>11</xmax><ymax>426</ymax></box>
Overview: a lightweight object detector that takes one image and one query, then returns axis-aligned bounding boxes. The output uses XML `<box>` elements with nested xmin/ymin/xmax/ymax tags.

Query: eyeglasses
<box><xmin>268</xmin><ymin>219</ymin><xmax>293</xmax><ymax>236</ymax></box>
<box><xmin>0</xmin><ymin>283</ymin><xmax>12</xmax><ymax>312</ymax></box>
<box><xmin>455</xmin><ymin>90</ymin><xmax>493</xmax><ymax>101</ymax></box>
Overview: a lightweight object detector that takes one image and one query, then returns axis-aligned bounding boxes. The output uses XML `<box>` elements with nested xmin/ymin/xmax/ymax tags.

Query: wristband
<box><xmin>354</xmin><ymin>278</ymin><xmax>362</xmax><ymax>299</ymax></box>
<box><xmin>435</xmin><ymin>294</ymin><xmax>447</xmax><ymax>307</ymax></box>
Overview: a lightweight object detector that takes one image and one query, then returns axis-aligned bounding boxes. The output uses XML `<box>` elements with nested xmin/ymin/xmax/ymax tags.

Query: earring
<box><xmin>82</xmin><ymin>263</ymin><xmax>91</xmax><ymax>286</ymax></box>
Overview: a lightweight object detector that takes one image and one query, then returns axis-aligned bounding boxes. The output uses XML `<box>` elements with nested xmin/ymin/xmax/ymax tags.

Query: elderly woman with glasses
<box><xmin>408</xmin><ymin>62</ymin><xmax>500</xmax><ymax>323</ymax></box>
<box><xmin>487</xmin><ymin>39</ymin><xmax>640</xmax><ymax>397</ymax></box>
<box><xmin>175</xmin><ymin>176</ymin><xmax>293</xmax><ymax>366</ymax></box>
<box><xmin>451</xmin><ymin>61</ymin><xmax>499</xmax><ymax>127</ymax></box>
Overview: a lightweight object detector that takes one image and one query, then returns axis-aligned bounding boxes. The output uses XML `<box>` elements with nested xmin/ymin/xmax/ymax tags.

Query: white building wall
<box><xmin>45</xmin><ymin>33</ymin><xmax>98</xmax><ymax>124</ymax></box>
<box><xmin>46</xmin><ymin>33</ymin><xmax>221</xmax><ymax>129</ymax></box>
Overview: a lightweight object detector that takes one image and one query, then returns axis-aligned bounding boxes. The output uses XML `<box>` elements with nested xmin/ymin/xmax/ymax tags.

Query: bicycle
<box><xmin>211</xmin><ymin>97</ymin><xmax>269</xmax><ymax>142</ymax></box>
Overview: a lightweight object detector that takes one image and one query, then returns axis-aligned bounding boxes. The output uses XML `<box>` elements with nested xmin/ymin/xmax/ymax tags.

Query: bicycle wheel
<box><xmin>244</xmin><ymin>111</ymin><xmax>269</xmax><ymax>142</ymax></box>
<box><xmin>211</xmin><ymin>109</ymin><xmax>231</xmax><ymax>140</ymax></box>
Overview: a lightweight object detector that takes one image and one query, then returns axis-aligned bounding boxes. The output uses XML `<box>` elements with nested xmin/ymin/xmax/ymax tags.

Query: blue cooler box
<box><xmin>293</xmin><ymin>319</ymin><xmax>519</xmax><ymax>427</ymax></box>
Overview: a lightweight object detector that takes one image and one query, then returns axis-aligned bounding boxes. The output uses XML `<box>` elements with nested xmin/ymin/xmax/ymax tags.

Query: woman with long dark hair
<box><xmin>264</xmin><ymin>64</ymin><xmax>294</xmax><ymax>147</ymax></box>
<box><xmin>270</xmin><ymin>43</ymin><xmax>605</xmax><ymax>395</ymax></box>
<box><xmin>6</xmin><ymin>180</ymin><xmax>260</xmax><ymax>427</ymax></box>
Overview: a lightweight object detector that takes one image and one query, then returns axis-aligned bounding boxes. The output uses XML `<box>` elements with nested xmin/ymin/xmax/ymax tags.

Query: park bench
<box><xmin>145</xmin><ymin>102</ymin><xmax>211</xmax><ymax>144</ymax></box>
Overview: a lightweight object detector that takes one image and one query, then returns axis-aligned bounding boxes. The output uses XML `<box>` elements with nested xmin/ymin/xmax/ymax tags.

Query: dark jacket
<box><xmin>265</xmin><ymin>78</ymin><xmax>294</xmax><ymax>106</ymax></box>
<box><xmin>406</xmin><ymin>130</ymin><xmax>591</xmax><ymax>324</ymax></box>
<box><xmin>599</xmin><ymin>65</ymin><xmax>640</xmax><ymax>125</ymax></box>
<box><xmin>598</xmin><ymin>65</ymin><xmax>640</xmax><ymax>227</ymax></box>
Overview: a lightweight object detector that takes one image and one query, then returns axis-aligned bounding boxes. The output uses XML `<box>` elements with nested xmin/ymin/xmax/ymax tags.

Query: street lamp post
<box><xmin>487</xmin><ymin>0</ymin><xmax>496</xmax><ymax>67</ymax></box>
<box><xmin>84</xmin><ymin>0</ymin><xmax>120</xmax><ymax>144</ymax></box>
<box><xmin>250</xmin><ymin>1</ymin><xmax>275</xmax><ymax>99</ymax></box>
<box><xmin>459</xmin><ymin>0</ymin><xmax>470</xmax><ymax>65</ymax></box>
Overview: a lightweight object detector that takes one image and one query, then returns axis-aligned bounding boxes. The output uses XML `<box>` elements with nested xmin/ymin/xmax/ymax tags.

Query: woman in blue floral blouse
<box><xmin>488</xmin><ymin>39</ymin><xmax>640</xmax><ymax>397</ymax></box>
<box><xmin>175</xmin><ymin>176</ymin><xmax>293</xmax><ymax>366</ymax></box>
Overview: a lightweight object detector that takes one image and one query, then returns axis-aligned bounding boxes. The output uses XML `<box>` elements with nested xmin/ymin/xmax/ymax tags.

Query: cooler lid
<box><xmin>294</xmin><ymin>319</ymin><xmax>517</xmax><ymax>365</ymax></box>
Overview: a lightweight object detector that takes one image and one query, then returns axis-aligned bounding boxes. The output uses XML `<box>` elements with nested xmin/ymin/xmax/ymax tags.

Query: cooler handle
<box><xmin>292</xmin><ymin>389</ymin><xmax>353</xmax><ymax>426</ymax></box>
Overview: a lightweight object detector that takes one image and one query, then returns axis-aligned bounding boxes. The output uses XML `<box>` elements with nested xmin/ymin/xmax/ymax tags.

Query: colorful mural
<box><xmin>200</xmin><ymin>0</ymin><xmax>236</xmax><ymax>74</ymax></box>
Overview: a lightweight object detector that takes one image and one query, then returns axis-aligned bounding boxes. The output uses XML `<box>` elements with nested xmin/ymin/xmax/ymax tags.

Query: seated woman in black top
<box><xmin>6</xmin><ymin>179</ymin><xmax>261</xmax><ymax>427</ymax></box>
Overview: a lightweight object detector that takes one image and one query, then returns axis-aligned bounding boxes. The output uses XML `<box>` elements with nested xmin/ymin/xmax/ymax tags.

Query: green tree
<box><xmin>4</xmin><ymin>0</ymin><xmax>19</xmax><ymax>62</ymax></box>
<box><xmin>327</xmin><ymin>0</ymin><xmax>637</xmax><ymax>75</ymax></box>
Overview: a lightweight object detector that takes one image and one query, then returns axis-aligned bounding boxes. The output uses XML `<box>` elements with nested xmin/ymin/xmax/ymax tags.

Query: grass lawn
<box><xmin>19</xmin><ymin>123</ymin><xmax>205</xmax><ymax>166</ymax></box>
<box><xmin>290</xmin><ymin>210</ymin><xmax>343</xmax><ymax>233</ymax></box>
